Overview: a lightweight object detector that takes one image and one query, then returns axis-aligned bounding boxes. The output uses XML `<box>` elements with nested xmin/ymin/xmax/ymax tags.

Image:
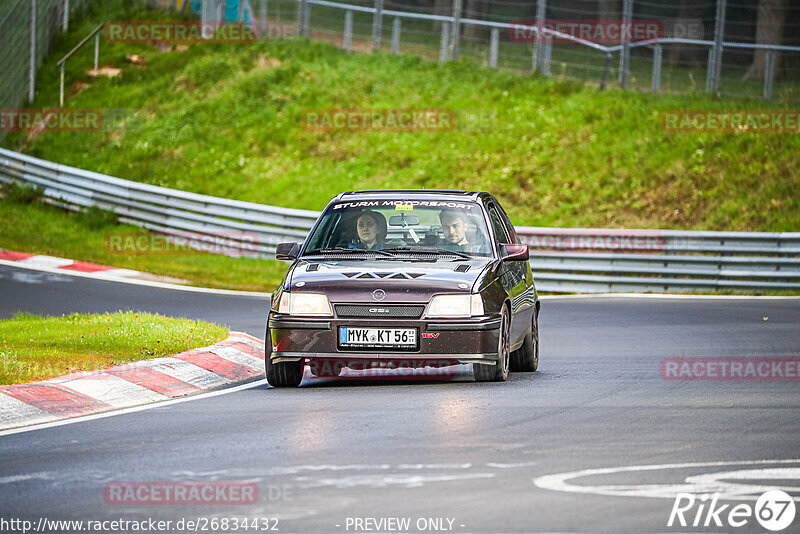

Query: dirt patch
<box><xmin>88</xmin><ymin>66</ymin><xmax>122</xmax><ymax>78</ymax></box>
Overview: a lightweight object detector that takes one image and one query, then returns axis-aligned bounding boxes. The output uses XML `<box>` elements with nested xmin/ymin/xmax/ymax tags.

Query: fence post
<box><xmin>448</xmin><ymin>0</ymin><xmax>462</xmax><ymax>60</ymax></box>
<box><xmin>440</xmin><ymin>21</ymin><xmax>450</xmax><ymax>62</ymax></box>
<box><xmin>343</xmin><ymin>10</ymin><xmax>352</xmax><ymax>51</ymax></box>
<box><xmin>94</xmin><ymin>33</ymin><xmax>100</xmax><ymax>71</ymax></box>
<box><xmin>618</xmin><ymin>0</ymin><xmax>632</xmax><ymax>87</ymax></box>
<box><xmin>298</xmin><ymin>0</ymin><xmax>308</xmax><ymax>36</ymax></box>
<box><xmin>533</xmin><ymin>0</ymin><xmax>546</xmax><ymax>72</ymax></box>
<box><xmin>651</xmin><ymin>44</ymin><xmax>662</xmax><ymax>93</ymax></box>
<box><xmin>489</xmin><ymin>28</ymin><xmax>499</xmax><ymax>69</ymax></box>
<box><xmin>705</xmin><ymin>47</ymin><xmax>715</xmax><ymax>93</ymax></box>
<box><xmin>259</xmin><ymin>0</ymin><xmax>267</xmax><ymax>37</ymax></box>
<box><xmin>29</xmin><ymin>0</ymin><xmax>37</xmax><ymax>102</ymax></box>
<box><xmin>763</xmin><ymin>50</ymin><xmax>775</xmax><ymax>100</ymax></box>
<box><xmin>600</xmin><ymin>52</ymin><xmax>612</xmax><ymax>89</ymax></box>
<box><xmin>63</xmin><ymin>0</ymin><xmax>69</xmax><ymax>32</ymax></box>
<box><xmin>542</xmin><ymin>36</ymin><xmax>552</xmax><ymax>76</ymax></box>
<box><xmin>372</xmin><ymin>0</ymin><xmax>383</xmax><ymax>52</ymax></box>
<box><xmin>709</xmin><ymin>0</ymin><xmax>726</xmax><ymax>93</ymax></box>
<box><xmin>391</xmin><ymin>17</ymin><xmax>401</xmax><ymax>54</ymax></box>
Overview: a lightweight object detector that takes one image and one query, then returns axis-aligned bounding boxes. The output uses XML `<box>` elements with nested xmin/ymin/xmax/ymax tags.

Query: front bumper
<box><xmin>268</xmin><ymin>313</ymin><xmax>501</xmax><ymax>366</ymax></box>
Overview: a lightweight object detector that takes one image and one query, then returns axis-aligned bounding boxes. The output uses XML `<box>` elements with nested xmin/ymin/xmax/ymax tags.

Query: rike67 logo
<box><xmin>669</xmin><ymin>490</ymin><xmax>796</xmax><ymax>531</ymax></box>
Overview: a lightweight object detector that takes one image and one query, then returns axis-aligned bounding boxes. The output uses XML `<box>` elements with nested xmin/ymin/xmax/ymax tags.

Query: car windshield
<box><xmin>303</xmin><ymin>199</ymin><xmax>493</xmax><ymax>258</ymax></box>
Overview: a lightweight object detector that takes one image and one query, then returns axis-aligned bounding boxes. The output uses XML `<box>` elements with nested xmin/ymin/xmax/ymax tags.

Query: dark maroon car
<box><xmin>265</xmin><ymin>190</ymin><xmax>540</xmax><ymax>387</ymax></box>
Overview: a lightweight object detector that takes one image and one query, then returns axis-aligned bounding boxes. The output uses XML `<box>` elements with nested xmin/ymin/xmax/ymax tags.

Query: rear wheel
<box><xmin>510</xmin><ymin>307</ymin><xmax>539</xmax><ymax>372</ymax></box>
<box><xmin>264</xmin><ymin>326</ymin><xmax>303</xmax><ymax>388</ymax></box>
<box><xmin>474</xmin><ymin>306</ymin><xmax>510</xmax><ymax>382</ymax></box>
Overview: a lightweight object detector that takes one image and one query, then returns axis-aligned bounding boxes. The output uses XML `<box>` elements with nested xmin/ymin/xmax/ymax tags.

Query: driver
<box><xmin>439</xmin><ymin>208</ymin><xmax>471</xmax><ymax>251</ymax></box>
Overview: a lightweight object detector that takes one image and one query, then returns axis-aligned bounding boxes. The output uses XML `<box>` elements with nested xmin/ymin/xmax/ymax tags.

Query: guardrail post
<box><xmin>708</xmin><ymin>0</ymin><xmax>726</xmax><ymax>93</ymax></box>
<box><xmin>440</xmin><ymin>21</ymin><xmax>450</xmax><ymax>62</ymax></box>
<box><xmin>651</xmin><ymin>44</ymin><xmax>662</xmax><ymax>92</ymax></box>
<box><xmin>489</xmin><ymin>28</ymin><xmax>499</xmax><ymax>68</ymax></box>
<box><xmin>29</xmin><ymin>0</ymin><xmax>37</xmax><ymax>102</ymax></box>
<box><xmin>533</xmin><ymin>0</ymin><xmax>546</xmax><ymax>72</ymax></box>
<box><xmin>372</xmin><ymin>0</ymin><xmax>384</xmax><ymax>52</ymax></box>
<box><xmin>343</xmin><ymin>10</ymin><xmax>353</xmax><ymax>51</ymax></box>
<box><xmin>448</xmin><ymin>0</ymin><xmax>462</xmax><ymax>60</ymax></box>
<box><xmin>94</xmin><ymin>33</ymin><xmax>100</xmax><ymax>70</ymax></box>
<box><xmin>618</xmin><ymin>0</ymin><xmax>632</xmax><ymax>87</ymax></box>
<box><xmin>542</xmin><ymin>36</ymin><xmax>552</xmax><ymax>76</ymax></box>
<box><xmin>63</xmin><ymin>0</ymin><xmax>69</xmax><ymax>32</ymax></box>
<box><xmin>391</xmin><ymin>17</ymin><xmax>401</xmax><ymax>54</ymax></box>
<box><xmin>763</xmin><ymin>51</ymin><xmax>775</xmax><ymax>100</ymax></box>
<box><xmin>298</xmin><ymin>0</ymin><xmax>308</xmax><ymax>36</ymax></box>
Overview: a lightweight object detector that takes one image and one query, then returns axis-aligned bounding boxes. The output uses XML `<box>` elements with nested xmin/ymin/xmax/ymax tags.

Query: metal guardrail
<box><xmin>1</xmin><ymin>148</ymin><xmax>799</xmax><ymax>293</ymax></box>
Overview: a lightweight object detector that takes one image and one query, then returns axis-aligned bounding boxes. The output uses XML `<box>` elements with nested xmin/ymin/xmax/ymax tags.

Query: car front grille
<box><xmin>334</xmin><ymin>304</ymin><xmax>425</xmax><ymax>318</ymax></box>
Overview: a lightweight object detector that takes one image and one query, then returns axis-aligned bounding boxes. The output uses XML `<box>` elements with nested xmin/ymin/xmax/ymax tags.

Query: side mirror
<box><xmin>500</xmin><ymin>243</ymin><xmax>529</xmax><ymax>261</ymax></box>
<box><xmin>275</xmin><ymin>242</ymin><xmax>300</xmax><ymax>260</ymax></box>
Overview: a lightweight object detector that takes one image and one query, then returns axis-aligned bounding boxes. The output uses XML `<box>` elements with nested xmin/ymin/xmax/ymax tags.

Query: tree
<box><xmin>744</xmin><ymin>0</ymin><xmax>787</xmax><ymax>80</ymax></box>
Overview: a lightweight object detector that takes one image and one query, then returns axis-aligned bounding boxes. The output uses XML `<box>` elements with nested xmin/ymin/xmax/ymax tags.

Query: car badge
<box><xmin>372</xmin><ymin>289</ymin><xmax>386</xmax><ymax>301</ymax></box>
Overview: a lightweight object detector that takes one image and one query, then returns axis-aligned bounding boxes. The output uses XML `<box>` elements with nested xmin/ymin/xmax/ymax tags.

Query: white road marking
<box><xmin>533</xmin><ymin>459</ymin><xmax>800</xmax><ymax>501</ymax></box>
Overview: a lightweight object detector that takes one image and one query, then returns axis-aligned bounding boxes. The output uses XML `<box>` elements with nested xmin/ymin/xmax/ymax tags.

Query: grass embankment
<box><xmin>0</xmin><ymin>311</ymin><xmax>228</xmax><ymax>385</ymax></box>
<box><xmin>0</xmin><ymin>0</ymin><xmax>797</xmax><ymax>290</ymax></box>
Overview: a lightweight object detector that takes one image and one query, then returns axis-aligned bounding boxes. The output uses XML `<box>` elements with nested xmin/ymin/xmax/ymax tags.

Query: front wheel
<box><xmin>473</xmin><ymin>306</ymin><xmax>510</xmax><ymax>382</ymax></box>
<box><xmin>264</xmin><ymin>327</ymin><xmax>303</xmax><ymax>388</ymax></box>
<box><xmin>510</xmin><ymin>307</ymin><xmax>539</xmax><ymax>372</ymax></box>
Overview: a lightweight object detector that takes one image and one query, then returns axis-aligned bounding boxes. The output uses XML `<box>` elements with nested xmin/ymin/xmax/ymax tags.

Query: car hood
<box><xmin>286</xmin><ymin>258</ymin><xmax>492</xmax><ymax>303</ymax></box>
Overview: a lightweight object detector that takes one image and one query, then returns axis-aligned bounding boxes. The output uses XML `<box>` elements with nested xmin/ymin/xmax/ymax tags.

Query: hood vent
<box><xmin>343</xmin><ymin>271</ymin><xmax>426</xmax><ymax>280</ymax></box>
<box><xmin>455</xmin><ymin>264</ymin><xmax>470</xmax><ymax>273</ymax></box>
<box><xmin>306</xmin><ymin>264</ymin><xmax>320</xmax><ymax>272</ymax></box>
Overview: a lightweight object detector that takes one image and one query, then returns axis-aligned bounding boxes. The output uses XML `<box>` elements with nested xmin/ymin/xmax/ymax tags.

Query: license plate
<box><xmin>339</xmin><ymin>327</ymin><xmax>417</xmax><ymax>348</ymax></box>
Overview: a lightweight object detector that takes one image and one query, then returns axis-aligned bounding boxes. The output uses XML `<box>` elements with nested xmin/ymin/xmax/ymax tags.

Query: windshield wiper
<box><xmin>381</xmin><ymin>247</ymin><xmax>472</xmax><ymax>260</ymax></box>
<box><xmin>309</xmin><ymin>247</ymin><xmax>393</xmax><ymax>257</ymax></box>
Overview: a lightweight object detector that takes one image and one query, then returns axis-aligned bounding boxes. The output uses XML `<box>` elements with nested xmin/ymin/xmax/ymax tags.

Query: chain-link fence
<box><xmin>0</xmin><ymin>0</ymin><xmax>93</xmax><ymax>143</ymax></box>
<box><xmin>281</xmin><ymin>0</ymin><xmax>799</xmax><ymax>101</ymax></box>
<box><xmin>2</xmin><ymin>0</ymin><xmax>798</xmax><ymax>146</ymax></box>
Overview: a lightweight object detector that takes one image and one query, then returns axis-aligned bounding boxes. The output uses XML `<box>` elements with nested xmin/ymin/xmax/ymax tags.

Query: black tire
<box><xmin>510</xmin><ymin>307</ymin><xmax>539</xmax><ymax>372</ymax></box>
<box><xmin>473</xmin><ymin>306</ymin><xmax>510</xmax><ymax>382</ymax></box>
<box><xmin>308</xmin><ymin>360</ymin><xmax>344</xmax><ymax>378</ymax></box>
<box><xmin>264</xmin><ymin>326</ymin><xmax>303</xmax><ymax>388</ymax></box>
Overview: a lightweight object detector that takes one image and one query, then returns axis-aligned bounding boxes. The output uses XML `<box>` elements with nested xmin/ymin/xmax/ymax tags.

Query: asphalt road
<box><xmin>1</xmin><ymin>263</ymin><xmax>799</xmax><ymax>534</ymax></box>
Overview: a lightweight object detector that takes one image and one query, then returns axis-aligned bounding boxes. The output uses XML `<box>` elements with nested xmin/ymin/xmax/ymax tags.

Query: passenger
<box><xmin>354</xmin><ymin>211</ymin><xmax>387</xmax><ymax>250</ymax></box>
<box><xmin>438</xmin><ymin>208</ymin><xmax>471</xmax><ymax>252</ymax></box>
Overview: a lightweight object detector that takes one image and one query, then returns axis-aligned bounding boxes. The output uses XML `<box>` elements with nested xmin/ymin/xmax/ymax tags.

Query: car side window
<box><xmin>488</xmin><ymin>205</ymin><xmax>510</xmax><ymax>245</ymax></box>
<box><xmin>494</xmin><ymin>203</ymin><xmax>518</xmax><ymax>243</ymax></box>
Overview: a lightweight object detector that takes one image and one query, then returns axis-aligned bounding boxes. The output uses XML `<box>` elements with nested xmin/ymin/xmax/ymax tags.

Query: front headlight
<box><xmin>277</xmin><ymin>292</ymin><xmax>333</xmax><ymax>316</ymax></box>
<box><xmin>425</xmin><ymin>294</ymin><xmax>484</xmax><ymax>318</ymax></box>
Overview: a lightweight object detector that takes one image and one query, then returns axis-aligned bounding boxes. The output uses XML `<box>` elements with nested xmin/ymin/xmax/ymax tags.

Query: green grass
<box><xmin>0</xmin><ymin>311</ymin><xmax>228</xmax><ymax>385</ymax></box>
<box><xmin>0</xmin><ymin>0</ymin><xmax>797</xmax><ymax>291</ymax></box>
<box><xmin>3</xmin><ymin>0</ymin><xmax>797</xmax><ymax>232</ymax></box>
<box><xmin>0</xmin><ymin>197</ymin><xmax>289</xmax><ymax>292</ymax></box>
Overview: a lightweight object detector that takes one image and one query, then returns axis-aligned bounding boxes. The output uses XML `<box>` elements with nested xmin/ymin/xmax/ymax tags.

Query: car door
<box><xmin>486</xmin><ymin>201</ymin><xmax>530</xmax><ymax>347</ymax></box>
